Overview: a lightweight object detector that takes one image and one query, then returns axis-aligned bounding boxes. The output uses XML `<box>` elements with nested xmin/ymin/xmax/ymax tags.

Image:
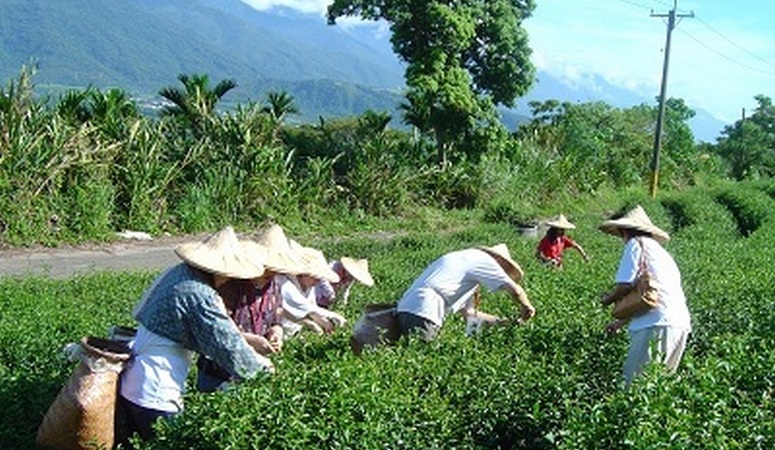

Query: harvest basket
<box><xmin>36</xmin><ymin>336</ymin><xmax>131</xmax><ymax>450</ymax></box>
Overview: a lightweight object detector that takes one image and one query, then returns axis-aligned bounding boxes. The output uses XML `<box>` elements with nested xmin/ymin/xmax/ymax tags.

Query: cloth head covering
<box><xmin>174</xmin><ymin>226</ymin><xmax>264</xmax><ymax>279</ymax></box>
<box><xmin>243</xmin><ymin>224</ymin><xmax>307</xmax><ymax>275</ymax></box>
<box><xmin>476</xmin><ymin>244</ymin><xmax>524</xmax><ymax>283</ymax></box>
<box><xmin>599</xmin><ymin>205</ymin><xmax>670</xmax><ymax>243</ymax></box>
<box><xmin>339</xmin><ymin>257</ymin><xmax>375</xmax><ymax>287</ymax></box>
<box><xmin>546</xmin><ymin>214</ymin><xmax>576</xmax><ymax>230</ymax></box>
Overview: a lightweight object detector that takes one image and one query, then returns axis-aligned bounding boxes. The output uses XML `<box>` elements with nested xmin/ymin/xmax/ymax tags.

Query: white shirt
<box><xmin>278</xmin><ymin>275</ymin><xmax>344</xmax><ymax>336</ymax></box>
<box><xmin>615</xmin><ymin>237</ymin><xmax>692</xmax><ymax>332</ymax></box>
<box><xmin>120</xmin><ymin>325</ymin><xmax>193</xmax><ymax>413</ymax></box>
<box><xmin>396</xmin><ymin>248</ymin><xmax>512</xmax><ymax>326</ymax></box>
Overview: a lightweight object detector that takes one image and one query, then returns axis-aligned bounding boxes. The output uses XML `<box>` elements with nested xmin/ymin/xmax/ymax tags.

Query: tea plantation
<box><xmin>1</xmin><ymin>182</ymin><xmax>773</xmax><ymax>449</ymax></box>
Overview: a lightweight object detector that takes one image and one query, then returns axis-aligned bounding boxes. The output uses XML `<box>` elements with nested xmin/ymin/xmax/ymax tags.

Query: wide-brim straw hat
<box><xmin>546</xmin><ymin>214</ymin><xmax>576</xmax><ymax>230</ymax></box>
<box><xmin>294</xmin><ymin>245</ymin><xmax>340</xmax><ymax>283</ymax></box>
<box><xmin>599</xmin><ymin>205</ymin><xmax>670</xmax><ymax>243</ymax></box>
<box><xmin>340</xmin><ymin>256</ymin><xmax>375</xmax><ymax>287</ymax></box>
<box><xmin>476</xmin><ymin>243</ymin><xmax>524</xmax><ymax>283</ymax></box>
<box><xmin>243</xmin><ymin>224</ymin><xmax>307</xmax><ymax>275</ymax></box>
<box><xmin>174</xmin><ymin>226</ymin><xmax>264</xmax><ymax>279</ymax></box>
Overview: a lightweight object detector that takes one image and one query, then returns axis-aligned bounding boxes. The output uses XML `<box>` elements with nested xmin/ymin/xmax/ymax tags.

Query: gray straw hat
<box><xmin>546</xmin><ymin>214</ymin><xmax>576</xmax><ymax>230</ymax></box>
<box><xmin>340</xmin><ymin>257</ymin><xmax>375</xmax><ymax>287</ymax></box>
<box><xmin>174</xmin><ymin>226</ymin><xmax>264</xmax><ymax>279</ymax></box>
<box><xmin>599</xmin><ymin>205</ymin><xmax>670</xmax><ymax>243</ymax></box>
<box><xmin>243</xmin><ymin>224</ymin><xmax>307</xmax><ymax>275</ymax></box>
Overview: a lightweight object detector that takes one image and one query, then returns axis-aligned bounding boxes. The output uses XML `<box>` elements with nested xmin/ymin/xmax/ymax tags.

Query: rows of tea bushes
<box><xmin>1</xmin><ymin>183</ymin><xmax>773</xmax><ymax>449</ymax></box>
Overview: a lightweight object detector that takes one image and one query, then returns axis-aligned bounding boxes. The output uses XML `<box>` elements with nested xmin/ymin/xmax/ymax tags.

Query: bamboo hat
<box><xmin>599</xmin><ymin>205</ymin><xmax>670</xmax><ymax>243</ymax></box>
<box><xmin>476</xmin><ymin>243</ymin><xmax>524</xmax><ymax>283</ymax></box>
<box><xmin>340</xmin><ymin>257</ymin><xmax>375</xmax><ymax>287</ymax></box>
<box><xmin>546</xmin><ymin>214</ymin><xmax>576</xmax><ymax>230</ymax></box>
<box><xmin>174</xmin><ymin>226</ymin><xmax>264</xmax><ymax>280</ymax></box>
<box><xmin>294</xmin><ymin>244</ymin><xmax>341</xmax><ymax>283</ymax></box>
<box><xmin>243</xmin><ymin>224</ymin><xmax>307</xmax><ymax>275</ymax></box>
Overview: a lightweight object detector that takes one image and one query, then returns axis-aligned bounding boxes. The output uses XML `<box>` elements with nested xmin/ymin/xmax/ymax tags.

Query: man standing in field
<box><xmin>395</xmin><ymin>244</ymin><xmax>535</xmax><ymax>341</ymax></box>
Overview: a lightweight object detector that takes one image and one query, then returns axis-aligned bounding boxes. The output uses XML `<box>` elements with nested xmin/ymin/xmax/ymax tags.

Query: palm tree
<box><xmin>159</xmin><ymin>73</ymin><xmax>237</xmax><ymax>137</ymax></box>
<box><xmin>261</xmin><ymin>91</ymin><xmax>299</xmax><ymax>142</ymax></box>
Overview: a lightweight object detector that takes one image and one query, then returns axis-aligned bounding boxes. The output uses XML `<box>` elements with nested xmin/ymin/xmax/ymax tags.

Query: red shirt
<box><xmin>537</xmin><ymin>235</ymin><xmax>575</xmax><ymax>261</ymax></box>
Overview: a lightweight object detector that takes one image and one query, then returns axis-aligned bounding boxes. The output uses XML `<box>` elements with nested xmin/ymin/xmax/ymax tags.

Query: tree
<box><xmin>159</xmin><ymin>73</ymin><xmax>237</xmax><ymax>137</ymax></box>
<box><xmin>713</xmin><ymin>95</ymin><xmax>775</xmax><ymax>180</ymax></box>
<box><xmin>327</xmin><ymin>0</ymin><xmax>536</xmax><ymax>165</ymax></box>
<box><xmin>261</xmin><ymin>91</ymin><xmax>299</xmax><ymax>124</ymax></box>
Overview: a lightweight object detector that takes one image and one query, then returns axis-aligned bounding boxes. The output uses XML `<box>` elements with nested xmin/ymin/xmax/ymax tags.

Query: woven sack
<box><xmin>350</xmin><ymin>303</ymin><xmax>400</xmax><ymax>355</ymax></box>
<box><xmin>36</xmin><ymin>337</ymin><xmax>131</xmax><ymax>450</ymax></box>
<box><xmin>612</xmin><ymin>271</ymin><xmax>659</xmax><ymax>320</ymax></box>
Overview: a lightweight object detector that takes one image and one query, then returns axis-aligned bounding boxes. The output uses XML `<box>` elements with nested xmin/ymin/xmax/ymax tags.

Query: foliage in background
<box><xmin>0</xmin><ymin>65</ymin><xmax>759</xmax><ymax>247</ymax></box>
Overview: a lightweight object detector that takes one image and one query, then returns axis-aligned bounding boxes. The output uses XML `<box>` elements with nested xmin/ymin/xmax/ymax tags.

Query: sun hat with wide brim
<box><xmin>546</xmin><ymin>214</ymin><xmax>576</xmax><ymax>230</ymax></box>
<box><xmin>174</xmin><ymin>226</ymin><xmax>264</xmax><ymax>280</ymax></box>
<box><xmin>242</xmin><ymin>224</ymin><xmax>307</xmax><ymax>275</ymax></box>
<box><xmin>294</xmin><ymin>245</ymin><xmax>340</xmax><ymax>283</ymax></box>
<box><xmin>340</xmin><ymin>256</ymin><xmax>375</xmax><ymax>287</ymax></box>
<box><xmin>599</xmin><ymin>205</ymin><xmax>670</xmax><ymax>243</ymax></box>
<box><xmin>476</xmin><ymin>243</ymin><xmax>524</xmax><ymax>283</ymax></box>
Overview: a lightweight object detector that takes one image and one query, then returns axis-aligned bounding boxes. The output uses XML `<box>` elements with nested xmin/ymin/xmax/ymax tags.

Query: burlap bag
<box><xmin>350</xmin><ymin>303</ymin><xmax>400</xmax><ymax>355</ymax></box>
<box><xmin>36</xmin><ymin>337</ymin><xmax>131</xmax><ymax>450</ymax></box>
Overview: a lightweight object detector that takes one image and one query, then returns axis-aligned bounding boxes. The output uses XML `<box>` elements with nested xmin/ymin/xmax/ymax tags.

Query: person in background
<box><xmin>395</xmin><ymin>244</ymin><xmax>535</xmax><ymax>341</ymax></box>
<box><xmin>599</xmin><ymin>205</ymin><xmax>692</xmax><ymax>386</ymax></box>
<box><xmin>118</xmin><ymin>226</ymin><xmax>274</xmax><ymax>445</ymax></box>
<box><xmin>196</xmin><ymin>224</ymin><xmax>307</xmax><ymax>393</ymax></box>
<box><xmin>536</xmin><ymin>214</ymin><xmax>590</xmax><ymax>268</ymax></box>
<box><xmin>316</xmin><ymin>256</ymin><xmax>375</xmax><ymax>309</ymax></box>
<box><xmin>280</xmin><ymin>243</ymin><xmax>348</xmax><ymax>337</ymax></box>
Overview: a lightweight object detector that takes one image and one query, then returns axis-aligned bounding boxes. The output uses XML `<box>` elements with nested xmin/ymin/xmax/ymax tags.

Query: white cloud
<box><xmin>240</xmin><ymin>0</ymin><xmax>330</xmax><ymax>15</ymax></box>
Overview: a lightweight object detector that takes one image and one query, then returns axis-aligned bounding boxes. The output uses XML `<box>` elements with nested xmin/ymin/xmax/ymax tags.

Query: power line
<box><xmin>693</xmin><ymin>16</ymin><xmax>775</xmax><ymax>71</ymax></box>
<box><xmin>676</xmin><ymin>27</ymin><xmax>775</xmax><ymax>76</ymax></box>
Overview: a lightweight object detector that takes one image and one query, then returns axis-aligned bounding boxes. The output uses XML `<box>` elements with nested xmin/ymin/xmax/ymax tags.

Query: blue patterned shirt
<box><xmin>133</xmin><ymin>263</ymin><xmax>268</xmax><ymax>379</ymax></box>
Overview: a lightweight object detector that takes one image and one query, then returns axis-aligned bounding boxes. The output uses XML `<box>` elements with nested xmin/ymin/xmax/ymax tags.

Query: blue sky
<box><xmin>243</xmin><ymin>0</ymin><xmax>775</xmax><ymax>123</ymax></box>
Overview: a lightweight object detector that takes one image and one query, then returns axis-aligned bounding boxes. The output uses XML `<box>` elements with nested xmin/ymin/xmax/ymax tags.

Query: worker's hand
<box><xmin>520</xmin><ymin>303</ymin><xmax>536</xmax><ymax>322</ymax></box>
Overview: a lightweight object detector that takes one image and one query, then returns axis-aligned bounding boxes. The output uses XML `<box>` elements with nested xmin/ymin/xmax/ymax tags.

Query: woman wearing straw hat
<box><xmin>395</xmin><ymin>244</ymin><xmax>535</xmax><ymax>341</ymax></box>
<box><xmin>196</xmin><ymin>224</ymin><xmax>308</xmax><ymax>393</ymax></box>
<box><xmin>599</xmin><ymin>205</ymin><xmax>692</xmax><ymax>385</ymax></box>
<box><xmin>536</xmin><ymin>214</ymin><xmax>590</xmax><ymax>268</ymax></box>
<box><xmin>279</xmin><ymin>243</ymin><xmax>348</xmax><ymax>337</ymax></box>
<box><xmin>118</xmin><ymin>226</ymin><xmax>274</xmax><ymax>444</ymax></box>
<box><xmin>316</xmin><ymin>256</ymin><xmax>375</xmax><ymax>309</ymax></box>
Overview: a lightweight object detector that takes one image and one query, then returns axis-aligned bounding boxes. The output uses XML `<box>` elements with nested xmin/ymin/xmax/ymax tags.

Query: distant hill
<box><xmin>0</xmin><ymin>0</ymin><xmax>725</xmax><ymax>141</ymax></box>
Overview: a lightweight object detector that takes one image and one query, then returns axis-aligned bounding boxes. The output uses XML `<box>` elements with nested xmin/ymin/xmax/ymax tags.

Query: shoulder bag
<box><xmin>611</xmin><ymin>238</ymin><xmax>660</xmax><ymax>320</ymax></box>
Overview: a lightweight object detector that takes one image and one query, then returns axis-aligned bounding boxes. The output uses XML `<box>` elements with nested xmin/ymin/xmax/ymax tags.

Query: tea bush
<box><xmin>1</xmin><ymin>187</ymin><xmax>774</xmax><ymax>449</ymax></box>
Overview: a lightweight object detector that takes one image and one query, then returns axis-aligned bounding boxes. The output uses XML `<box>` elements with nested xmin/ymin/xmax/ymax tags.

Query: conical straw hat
<box><xmin>476</xmin><ymin>243</ymin><xmax>524</xmax><ymax>283</ymax></box>
<box><xmin>599</xmin><ymin>205</ymin><xmax>670</xmax><ymax>243</ymax></box>
<box><xmin>174</xmin><ymin>226</ymin><xmax>264</xmax><ymax>279</ymax></box>
<box><xmin>243</xmin><ymin>224</ymin><xmax>307</xmax><ymax>275</ymax></box>
<box><xmin>546</xmin><ymin>214</ymin><xmax>576</xmax><ymax>230</ymax></box>
<box><xmin>295</xmin><ymin>245</ymin><xmax>340</xmax><ymax>283</ymax></box>
<box><xmin>340</xmin><ymin>257</ymin><xmax>375</xmax><ymax>287</ymax></box>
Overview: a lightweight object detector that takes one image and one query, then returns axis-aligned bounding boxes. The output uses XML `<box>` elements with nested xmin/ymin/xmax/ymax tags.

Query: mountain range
<box><xmin>0</xmin><ymin>0</ymin><xmax>726</xmax><ymax>142</ymax></box>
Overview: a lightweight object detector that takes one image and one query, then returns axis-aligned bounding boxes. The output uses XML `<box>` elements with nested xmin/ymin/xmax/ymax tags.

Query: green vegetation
<box><xmin>1</xmin><ymin>183</ymin><xmax>774</xmax><ymax>449</ymax></box>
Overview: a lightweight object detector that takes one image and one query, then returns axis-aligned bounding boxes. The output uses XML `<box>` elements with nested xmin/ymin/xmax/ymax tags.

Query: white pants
<box><xmin>623</xmin><ymin>326</ymin><xmax>689</xmax><ymax>385</ymax></box>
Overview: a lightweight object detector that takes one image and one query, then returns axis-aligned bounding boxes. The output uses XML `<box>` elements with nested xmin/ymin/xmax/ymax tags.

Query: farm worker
<box><xmin>118</xmin><ymin>226</ymin><xmax>274</xmax><ymax>445</ymax></box>
<box><xmin>535</xmin><ymin>214</ymin><xmax>590</xmax><ymax>268</ymax></box>
<box><xmin>599</xmin><ymin>205</ymin><xmax>692</xmax><ymax>385</ymax></box>
<box><xmin>196</xmin><ymin>224</ymin><xmax>308</xmax><ymax>393</ymax></box>
<box><xmin>279</xmin><ymin>242</ymin><xmax>348</xmax><ymax>337</ymax></box>
<box><xmin>315</xmin><ymin>256</ymin><xmax>375</xmax><ymax>308</ymax></box>
<box><xmin>395</xmin><ymin>244</ymin><xmax>535</xmax><ymax>341</ymax></box>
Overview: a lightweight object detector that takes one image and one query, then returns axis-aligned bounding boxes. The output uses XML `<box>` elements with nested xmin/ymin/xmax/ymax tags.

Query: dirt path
<box><xmin>0</xmin><ymin>234</ymin><xmax>210</xmax><ymax>279</ymax></box>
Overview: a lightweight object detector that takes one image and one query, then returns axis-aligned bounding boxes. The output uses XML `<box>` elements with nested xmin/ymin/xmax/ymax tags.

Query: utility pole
<box><xmin>649</xmin><ymin>0</ymin><xmax>693</xmax><ymax>197</ymax></box>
